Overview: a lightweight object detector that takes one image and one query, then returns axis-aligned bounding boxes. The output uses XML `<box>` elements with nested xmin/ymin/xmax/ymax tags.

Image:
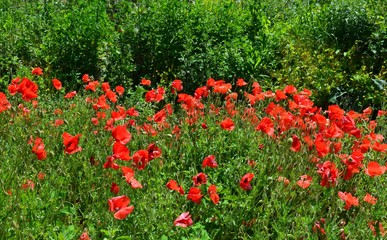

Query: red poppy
<box><xmin>256</xmin><ymin>117</ymin><xmax>274</xmax><ymax>137</ymax></box>
<box><xmin>52</xmin><ymin>78</ymin><xmax>62</xmax><ymax>90</ymax></box>
<box><xmin>153</xmin><ymin>109</ymin><xmax>167</xmax><ymax>123</ymax></box>
<box><xmin>314</xmin><ymin>135</ymin><xmax>331</xmax><ymax>157</ymax></box>
<box><xmin>363</xmin><ymin>193</ymin><xmax>377</xmax><ymax>205</ymax></box>
<box><xmin>85</xmin><ymin>81</ymin><xmax>99</xmax><ymax>92</ymax></box>
<box><xmin>103</xmin><ymin>156</ymin><xmax>120</xmax><ymax>170</ymax></box>
<box><xmin>108</xmin><ymin>195</ymin><xmax>134</xmax><ymax>220</ymax></box>
<box><xmin>31</xmin><ymin>67</ymin><xmax>43</xmax><ymax>76</ymax></box>
<box><xmin>166</xmin><ymin>180</ymin><xmax>184</xmax><ymax>195</ymax></box>
<box><xmin>174</xmin><ymin>212</ymin><xmax>193</xmax><ymax>228</ymax></box>
<box><xmin>37</xmin><ymin>172</ymin><xmax>45</xmax><ymax>180</ymax></box>
<box><xmin>194</xmin><ymin>86</ymin><xmax>209</xmax><ymax>99</ymax></box>
<box><xmin>110</xmin><ymin>182</ymin><xmax>120</xmax><ymax>195</ymax></box>
<box><xmin>365</xmin><ymin>161</ymin><xmax>386</xmax><ymax>177</ymax></box>
<box><xmin>21</xmin><ymin>179</ymin><xmax>35</xmax><ymax>190</ymax></box>
<box><xmin>236</xmin><ymin>78</ymin><xmax>247</xmax><ymax>87</ymax></box>
<box><xmin>240</xmin><ymin>173</ymin><xmax>254</xmax><ymax>191</ymax></box>
<box><xmin>192</xmin><ymin>172</ymin><xmax>207</xmax><ymax>186</ymax></box>
<box><xmin>187</xmin><ymin>187</ymin><xmax>204</xmax><ymax>204</ymax></box>
<box><xmin>0</xmin><ymin>92</ymin><xmax>11</xmax><ymax>113</ymax></box>
<box><xmin>18</xmin><ymin>77</ymin><xmax>38</xmax><ymax>101</ymax></box>
<box><xmin>79</xmin><ymin>232</ymin><xmax>90</xmax><ymax>240</ymax></box>
<box><xmin>338</xmin><ymin>191</ymin><xmax>359</xmax><ymax>210</ymax></box>
<box><xmin>112</xmin><ymin>141</ymin><xmax>131</xmax><ymax>160</ymax></box>
<box><xmin>171</xmin><ymin>79</ymin><xmax>183</xmax><ymax>93</ymax></box>
<box><xmin>290</xmin><ymin>134</ymin><xmax>302</xmax><ymax>152</ymax></box>
<box><xmin>64</xmin><ymin>91</ymin><xmax>77</xmax><ymax>99</ymax></box>
<box><xmin>112</xmin><ymin>125</ymin><xmax>132</xmax><ymax>145</ymax></box>
<box><xmin>220</xmin><ymin>117</ymin><xmax>235</xmax><ymax>131</ymax></box>
<box><xmin>106</xmin><ymin>90</ymin><xmax>117</xmax><ymax>103</ymax></box>
<box><xmin>54</xmin><ymin>119</ymin><xmax>64</xmax><ymax>127</ymax></box>
<box><xmin>140</xmin><ymin>78</ymin><xmax>151</xmax><ymax>86</ymax></box>
<box><xmin>31</xmin><ymin>137</ymin><xmax>47</xmax><ymax>160</ymax></box>
<box><xmin>316</xmin><ymin>161</ymin><xmax>338</xmax><ymax>187</ymax></box>
<box><xmin>208</xmin><ymin>184</ymin><xmax>220</xmax><ymax>204</ymax></box>
<box><xmin>147</xmin><ymin>143</ymin><xmax>162</xmax><ymax>160</ymax></box>
<box><xmin>202</xmin><ymin>155</ymin><xmax>218</xmax><ymax>168</ymax></box>
<box><xmin>284</xmin><ymin>85</ymin><xmax>297</xmax><ymax>95</ymax></box>
<box><xmin>102</xmin><ymin>82</ymin><xmax>110</xmax><ymax>93</ymax></box>
<box><xmin>62</xmin><ymin>132</ymin><xmax>82</xmax><ymax>154</ymax></box>
<box><xmin>213</xmin><ymin>83</ymin><xmax>232</xmax><ymax>94</ymax></box>
<box><xmin>132</xmin><ymin>149</ymin><xmax>149</xmax><ymax>170</ymax></box>
<box><xmin>111</xmin><ymin>106</ymin><xmax>126</xmax><ymax>121</ymax></box>
<box><xmin>82</xmin><ymin>74</ymin><xmax>90</xmax><ymax>83</ymax></box>
<box><xmin>275</xmin><ymin>89</ymin><xmax>287</xmax><ymax>101</ymax></box>
<box><xmin>116</xmin><ymin>85</ymin><xmax>125</xmax><ymax>96</ymax></box>
<box><xmin>296</xmin><ymin>174</ymin><xmax>312</xmax><ymax>189</ymax></box>
<box><xmin>122</xmin><ymin>166</ymin><xmax>142</xmax><ymax>188</ymax></box>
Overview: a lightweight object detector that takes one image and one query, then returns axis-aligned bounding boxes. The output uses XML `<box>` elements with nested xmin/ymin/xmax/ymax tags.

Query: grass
<box><xmin>0</xmin><ymin>71</ymin><xmax>386</xmax><ymax>239</ymax></box>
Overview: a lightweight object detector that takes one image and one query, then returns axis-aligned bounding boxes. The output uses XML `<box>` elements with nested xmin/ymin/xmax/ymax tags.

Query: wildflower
<box><xmin>108</xmin><ymin>195</ymin><xmax>134</xmax><ymax>220</ymax></box>
<box><xmin>338</xmin><ymin>191</ymin><xmax>359</xmax><ymax>210</ymax></box>
<box><xmin>208</xmin><ymin>184</ymin><xmax>220</xmax><ymax>204</ymax></box>
<box><xmin>174</xmin><ymin>212</ymin><xmax>193</xmax><ymax>227</ymax></box>
<box><xmin>202</xmin><ymin>155</ymin><xmax>218</xmax><ymax>168</ymax></box>
<box><xmin>240</xmin><ymin>173</ymin><xmax>254</xmax><ymax>191</ymax></box>
<box><xmin>166</xmin><ymin>180</ymin><xmax>184</xmax><ymax>195</ymax></box>
<box><xmin>62</xmin><ymin>132</ymin><xmax>82</xmax><ymax>154</ymax></box>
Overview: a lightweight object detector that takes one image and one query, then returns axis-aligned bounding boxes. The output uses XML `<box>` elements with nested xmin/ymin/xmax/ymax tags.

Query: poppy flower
<box><xmin>85</xmin><ymin>81</ymin><xmax>99</xmax><ymax>92</ymax></box>
<box><xmin>317</xmin><ymin>161</ymin><xmax>338</xmax><ymax>187</ymax></box>
<box><xmin>166</xmin><ymin>180</ymin><xmax>184</xmax><ymax>195</ymax></box>
<box><xmin>132</xmin><ymin>149</ymin><xmax>149</xmax><ymax>170</ymax></box>
<box><xmin>122</xmin><ymin>166</ymin><xmax>142</xmax><ymax>189</ymax></box>
<box><xmin>31</xmin><ymin>67</ymin><xmax>43</xmax><ymax>76</ymax></box>
<box><xmin>171</xmin><ymin>79</ymin><xmax>183</xmax><ymax>93</ymax></box>
<box><xmin>18</xmin><ymin>77</ymin><xmax>38</xmax><ymax>101</ymax></box>
<box><xmin>0</xmin><ymin>92</ymin><xmax>11</xmax><ymax>113</ymax></box>
<box><xmin>236</xmin><ymin>78</ymin><xmax>247</xmax><ymax>87</ymax></box>
<box><xmin>174</xmin><ymin>212</ymin><xmax>193</xmax><ymax>228</ymax></box>
<box><xmin>116</xmin><ymin>85</ymin><xmax>125</xmax><ymax>96</ymax></box>
<box><xmin>240</xmin><ymin>173</ymin><xmax>254</xmax><ymax>191</ymax></box>
<box><xmin>21</xmin><ymin>179</ymin><xmax>35</xmax><ymax>190</ymax></box>
<box><xmin>112</xmin><ymin>125</ymin><xmax>132</xmax><ymax>145</ymax></box>
<box><xmin>202</xmin><ymin>155</ymin><xmax>218</xmax><ymax>168</ymax></box>
<box><xmin>102</xmin><ymin>82</ymin><xmax>110</xmax><ymax>93</ymax></box>
<box><xmin>220</xmin><ymin>118</ymin><xmax>235</xmax><ymax>131</ymax></box>
<box><xmin>290</xmin><ymin>134</ymin><xmax>301</xmax><ymax>152</ymax></box>
<box><xmin>52</xmin><ymin>78</ymin><xmax>62</xmax><ymax>90</ymax></box>
<box><xmin>296</xmin><ymin>174</ymin><xmax>312</xmax><ymax>189</ymax></box>
<box><xmin>363</xmin><ymin>193</ymin><xmax>377</xmax><ymax>205</ymax></box>
<box><xmin>147</xmin><ymin>143</ymin><xmax>162</xmax><ymax>160</ymax></box>
<box><xmin>64</xmin><ymin>91</ymin><xmax>77</xmax><ymax>99</ymax></box>
<box><xmin>140</xmin><ymin>78</ymin><xmax>151</xmax><ymax>86</ymax></box>
<box><xmin>31</xmin><ymin>137</ymin><xmax>47</xmax><ymax>160</ymax></box>
<box><xmin>208</xmin><ymin>184</ymin><xmax>220</xmax><ymax>204</ymax></box>
<box><xmin>79</xmin><ymin>232</ymin><xmax>90</xmax><ymax>240</ymax></box>
<box><xmin>192</xmin><ymin>172</ymin><xmax>207</xmax><ymax>186</ymax></box>
<box><xmin>256</xmin><ymin>117</ymin><xmax>274</xmax><ymax>137</ymax></box>
<box><xmin>82</xmin><ymin>74</ymin><xmax>90</xmax><ymax>83</ymax></box>
<box><xmin>187</xmin><ymin>187</ymin><xmax>203</xmax><ymax>204</ymax></box>
<box><xmin>112</xmin><ymin>141</ymin><xmax>131</xmax><ymax>161</ymax></box>
<box><xmin>338</xmin><ymin>191</ymin><xmax>359</xmax><ymax>210</ymax></box>
<box><xmin>62</xmin><ymin>132</ymin><xmax>82</xmax><ymax>154</ymax></box>
<box><xmin>108</xmin><ymin>195</ymin><xmax>134</xmax><ymax>220</ymax></box>
<box><xmin>110</xmin><ymin>182</ymin><xmax>120</xmax><ymax>195</ymax></box>
<box><xmin>106</xmin><ymin>90</ymin><xmax>117</xmax><ymax>103</ymax></box>
<box><xmin>365</xmin><ymin>161</ymin><xmax>386</xmax><ymax>177</ymax></box>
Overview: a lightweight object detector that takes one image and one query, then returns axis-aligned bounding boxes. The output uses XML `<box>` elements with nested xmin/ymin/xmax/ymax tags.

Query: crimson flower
<box><xmin>140</xmin><ymin>78</ymin><xmax>151</xmax><ymax>86</ymax></box>
<box><xmin>110</xmin><ymin>182</ymin><xmax>120</xmax><ymax>195</ymax></box>
<box><xmin>147</xmin><ymin>143</ymin><xmax>162</xmax><ymax>161</ymax></box>
<box><xmin>112</xmin><ymin>141</ymin><xmax>131</xmax><ymax>161</ymax></box>
<box><xmin>316</xmin><ymin>161</ymin><xmax>338</xmax><ymax>187</ymax></box>
<box><xmin>192</xmin><ymin>172</ymin><xmax>207</xmax><ymax>186</ymax></box>
<box><xmin>166</xmin><ymin>180</ymin><xmax>184</xmax><ymax>195</ymax></box>
<box><xmin>290</xmin><ymin>134</ymin><xmax>301</xmax><ymax>152</ymax></box>
<box><xmin>363</xmin><ymin>193</ymin><xmax>377</xmax><ymax>205</ymax></box>
<box><xmin>112</xmin><ymin>125</ymin><xmax>132</xmax><ymax>145</ymax></box>
<box><xmin>52</xmin><ymin>78</ymin><xmax>62</xmax><ymax>90</ymax></box>
<box><xmin>208</xmin><ymin>184</ymin><xmax>220</xmax><ymax>204</ymax></box>
<box><xmin>31</xmin><ymin>137</ymin><xmax>47</xmax><ymax>160</ymax></box>
<box><xmin>122</xmin><ymin>166</ymin><xmax>142</xmax><ymax>189</ymax></box>
<box><xmin>132</xmin><ymin>149</ymin><xmax>149</xmax><ymax>170</ymax></box>
<box><xmin>116</xmin><ymin>85</ymin><xmax>125</xmax><ymax>96</ymax></box>
<box><xmin>365</xmin><ymin>161</ymin><xmax>386</xmax><ymax>177</ymax></box>
<box><xmin>108</xmin><ymin>195</ymin><xmax>134</xmax><ymax>220</ymax></box>
<box><xmin>338</xmin><ymin>191</ymin><xmax>359</xmax><ymax>210</ymax></box>
<box><xmin>174</xmin><ymin>212</ymin><xmax>193</xmax><ymax>228</ymax></box>
<box><xmin>187</xmin><ymin>187</ymin><xmax>203</xmax><ymax>204</ymax></box>
<box><xmin>31</xmin><ymin>67</ymin><xmax>43</xmax><ymax>76</ymax></box>
<box><xmin>236</xmin><ymin>78</ymin><xmax>247</xmax><ymax>87</ymax></box>
<box><xmin>296</xmin><ymin>174</ymin><xmax>312</xmax><ymax>189</ymax></box>
<box><xmin>82</xmin><ymin>74</ymin><xmax>90</xmax><ymax>83</ymax></box>
<box><xmin>64</xmin><ymin>91</ymin><xmax>77</xmax><ymax>99</ymax></box>
<box><xmin>62</xmin><ymin>132</ymin><xmax>82</xmax><ymax>154</ymax></box>
<box><xmin>79</xmin><ymin>232</ymin><xmax>90</xmax><ymax>240</ymax></box>
<box><xmin>202</xmin><ymin>155</ymin><xmax>218</xmax><ymax>168</ymax></box>
<box><xmin>171</xmin><ymin>79</ymin><xmax>183</xmax><ymax>93</ymax></box>
<box><xmin>220</xmin><ymin>117</ymin><xmax>235</xmax><ymax>131</ymax></box>
<box><xmin>240</xmin><ymin>173</ymin><xmax>254</xmax><ymax>191</ymax></box>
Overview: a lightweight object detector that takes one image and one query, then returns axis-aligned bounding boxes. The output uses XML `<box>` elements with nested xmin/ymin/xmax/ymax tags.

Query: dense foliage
<box><xmin>1</xmin><ymin>0</ymin><xmax>386</xmax><ymax>110</ymax></box>
<box><xmin>0</xmin><ymin>70</ymin><xmax>386</xmax><ymax>239</ymax></box>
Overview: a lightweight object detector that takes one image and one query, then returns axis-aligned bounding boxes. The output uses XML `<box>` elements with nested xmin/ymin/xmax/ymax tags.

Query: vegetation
<box><xmin>0</xmin><ymin>0</ymin><xmax>387</xmax><ymax>239</ymax></box>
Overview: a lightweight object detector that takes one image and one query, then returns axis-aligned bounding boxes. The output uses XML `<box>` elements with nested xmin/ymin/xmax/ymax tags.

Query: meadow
<box><xmin>0</xmin><ymin>69</ymin><xmax>386</xmax><ymax>239</ymax></box>
<box><xmin>1</xmin><ymin>0</ymin><xmax>387</xmax><ymax>239</ymax></box>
